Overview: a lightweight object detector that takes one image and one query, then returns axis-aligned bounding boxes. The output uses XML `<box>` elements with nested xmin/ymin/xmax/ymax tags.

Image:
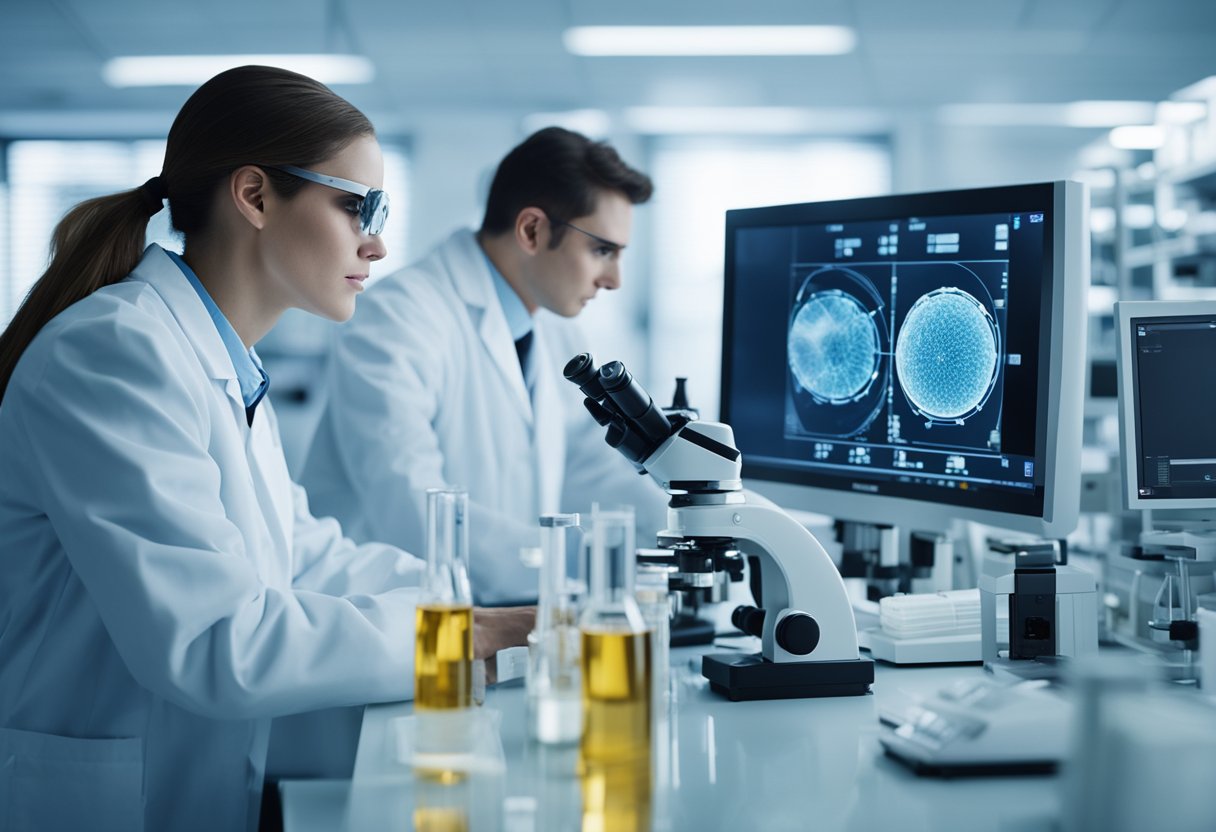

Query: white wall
<box><xmin>892</xmin><ymin>116</ymin><xmax>1098</xmax><ymax>192</ymax></box>
<box><xmin>397</xmin><ymin>113</ymin><xmax>521</xmax><ymax>257</ymax></box>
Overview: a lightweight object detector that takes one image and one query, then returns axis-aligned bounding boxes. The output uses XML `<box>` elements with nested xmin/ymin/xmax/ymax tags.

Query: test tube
<box><xmin>635</xmin><ymin>563</ymin><xmax>672</xmax><ymax>710</ymax></box>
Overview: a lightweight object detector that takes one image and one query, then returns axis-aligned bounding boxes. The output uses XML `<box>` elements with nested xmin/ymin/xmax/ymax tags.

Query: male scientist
<box><xmin>302</xmin><ymin>127</ymin><xmax>666</xmax><ymax>603</ymax></box>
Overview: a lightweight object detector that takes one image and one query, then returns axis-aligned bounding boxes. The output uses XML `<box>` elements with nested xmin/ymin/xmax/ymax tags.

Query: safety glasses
<box><xmin>274</xmin><ymin>164</ymin><xmax>389</xmax><ymax>236</ymax></box>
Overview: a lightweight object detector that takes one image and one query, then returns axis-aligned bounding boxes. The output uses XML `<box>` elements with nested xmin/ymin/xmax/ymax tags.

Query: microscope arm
<box><xmin>669</xmin><ymin>501</ymin><xmax>862</xmax><ymax>663</ymax></box>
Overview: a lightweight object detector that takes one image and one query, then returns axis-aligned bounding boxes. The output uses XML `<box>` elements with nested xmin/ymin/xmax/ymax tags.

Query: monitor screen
<box><xmin>1117</xmin><ymin>301</ymin><xmax>1216</xmax><ymax>509</ymax></box>
<box><xmin>721</xmin><ymin>181</ymin><xmax>1086</xmax><ymax>536</ymax></box>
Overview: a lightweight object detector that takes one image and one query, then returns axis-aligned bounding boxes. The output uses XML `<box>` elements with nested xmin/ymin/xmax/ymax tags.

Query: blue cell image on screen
<box><xmin>788</xmin><ymin>289</ymin><xmax>880</xmax><ymax>404</ymax></box>
<box><xmin>781</xmin><ymin>255</ymin><xmax>1007</xmax><ymax>447</ymax></box>
<box><xmin>785</xmin><ymin>266</ymin><xmax>890</xmax><ymax>437</ymax></box>
<box><xmin>895</xmin><ymin>287</ymin><xmax>999</xmax><ymax>421</ymax></box>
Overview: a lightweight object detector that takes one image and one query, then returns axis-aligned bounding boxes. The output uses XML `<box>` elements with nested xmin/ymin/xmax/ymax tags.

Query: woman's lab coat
<box><xmin>302</xmin><ymin>228</ymin><xmax>666</xmax><ymax>604</ymax></box>
<box><xmin>0</xmin><ymin>245</ymin><xmax>423</xmax><ymax>832</ymax></box>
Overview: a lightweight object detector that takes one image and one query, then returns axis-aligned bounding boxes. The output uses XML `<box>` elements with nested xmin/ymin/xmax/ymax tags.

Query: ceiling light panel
<box><xmin>564</xmin><ymin>26</ymin><xmax>856</xmax><ymax>57</ymax></box>
<box><xmin>103</xmin><ymin>54</ymin><xmax>375</xmax><ymax>87</ymax></box>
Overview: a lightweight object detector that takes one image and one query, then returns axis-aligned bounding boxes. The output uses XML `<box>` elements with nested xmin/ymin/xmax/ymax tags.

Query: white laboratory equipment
<box><xmin>878</xmin><ymin>677</ymin><xmax>1074</xmax><ymax>775</ymax></box>
<box><xmin>565</xmin><ymin>354</ymin><xmax>873</xmax><ymax>701</ymax></box>
<box><xmin>979</xmin><ymin>541</ymin><xmax>1098</xmax><ymax>669</ymax></box>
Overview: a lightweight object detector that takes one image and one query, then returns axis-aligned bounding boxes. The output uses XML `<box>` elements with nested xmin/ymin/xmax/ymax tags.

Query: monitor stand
<box><xmin>1132</xmin><ymin>509</ymin><xmax>1215</xmax><ymax>675</ymax></box>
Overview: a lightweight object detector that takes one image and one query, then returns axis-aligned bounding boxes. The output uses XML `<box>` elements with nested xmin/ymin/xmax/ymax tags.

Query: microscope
<box><xmin>564</xmin><ymin>354</ymin><xmax>873</xmax><ymax>700</ymax></box>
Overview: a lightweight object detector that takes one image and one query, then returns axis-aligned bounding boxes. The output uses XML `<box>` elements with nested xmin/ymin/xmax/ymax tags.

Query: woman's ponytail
<box><xmin>0</xmin><ymin>181</ymin><xmax>160</xmax><ymax>402</ymax></box>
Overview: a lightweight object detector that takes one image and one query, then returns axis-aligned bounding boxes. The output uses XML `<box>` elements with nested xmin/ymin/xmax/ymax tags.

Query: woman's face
<box><xmin>260</xmin><ymin>134</ymin><xmax>387</xmax><ymax>322</ymax></box>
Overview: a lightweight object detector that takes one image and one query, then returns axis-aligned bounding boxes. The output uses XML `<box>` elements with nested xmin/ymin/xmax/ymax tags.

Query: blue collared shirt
<box><xmin>482</xmin><ymin>248</ymin><xmax>532</xmax><ymax>344</ymax></box>
<box><xmin>165</xmin><ymin>250</ymin><xmax>269</xmax><ymax>423</ymax></box>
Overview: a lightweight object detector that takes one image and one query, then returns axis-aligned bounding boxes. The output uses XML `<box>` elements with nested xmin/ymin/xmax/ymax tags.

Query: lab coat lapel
<box><xmin>445</xmin><ymin>231</ymin><xmax>532</xmax><ymax>422</ymax></box>
<box><xmin>531</xmin><ymin>319</ymin><xmax>565</xmax><ymax>513</ymax></box>
<box><xmin>131</xmin><ymin>245</ymin><xmax>291</xmax><ymax>584</ymax></box>
<box><xmin>130</xmin><ymin>246</ymin><xmax>238</xmax><ymax>388</ymax></box>
<box><xmin>247</xmin><ymin>404</ymin><xmax>293</xmax><ymax>585</ymax></box>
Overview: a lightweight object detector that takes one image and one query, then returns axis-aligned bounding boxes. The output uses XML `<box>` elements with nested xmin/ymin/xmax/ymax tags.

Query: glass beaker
<box><xmin>528</xmin><ymin>512</ymin><xmax>583</xmax><ymax>744</ymax></box>
<box><xmin>415</xmin><ymin>487</ymin><xmax>474</xmax><ymax>712</ymax></box>
<box><xmin>580</xmin><ymin>505</ymin><xmax>652</xmax><ymax>768</ymax></box>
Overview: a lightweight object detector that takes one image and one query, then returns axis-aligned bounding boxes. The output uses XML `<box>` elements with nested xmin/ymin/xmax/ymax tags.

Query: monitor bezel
<box><xmin>720</xmin><ymin>180</ymin><xmax>1087</xmax><ymax>537</ymax></box>
<box><xmin>1116</xmin><ymin>299</ymin><xmax>1216</xmax><ymax>511</ymax></box>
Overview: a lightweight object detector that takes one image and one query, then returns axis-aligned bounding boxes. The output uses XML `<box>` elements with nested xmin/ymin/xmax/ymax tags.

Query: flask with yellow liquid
<box><xmin>580</xmin><ymin>505</ymin><xmax>653</xmax><ymax>831</ymax></box>
<box><xmin>414</xmin><ymin>487</ymin><xmax>474</xmax><ymax>712</ymax></box>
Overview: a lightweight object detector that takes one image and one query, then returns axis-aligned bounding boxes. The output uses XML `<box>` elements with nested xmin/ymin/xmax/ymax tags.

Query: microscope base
<box><xmin>703</xmin><ymin>652</ymin><xmax>874</xmax><ymax>701</ymax></box>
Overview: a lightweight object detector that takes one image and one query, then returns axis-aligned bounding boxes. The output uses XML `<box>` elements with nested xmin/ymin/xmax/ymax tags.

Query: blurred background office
<box><xmin>0</xmin><ymin>0</ymin><xmax>1213</xmax><ymax>485</ymax></box>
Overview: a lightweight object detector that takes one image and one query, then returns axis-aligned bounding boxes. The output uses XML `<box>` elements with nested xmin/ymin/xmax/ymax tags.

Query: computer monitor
<box><xmin>720</xmin><ymin>181</ymin><xmax>1087</xmax><ymax>537</ymax></box>
<box><xmin>1116</xmin><ymin>300</ymin><xmax>1216</xmax><ymax>511</ymax></box>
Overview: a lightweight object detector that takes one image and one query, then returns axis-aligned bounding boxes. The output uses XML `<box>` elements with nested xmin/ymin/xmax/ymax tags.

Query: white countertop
<box><xmin>281</xmin><ymin>639</ymin><xmax>1060</xmax><ymax>832</ymax></box>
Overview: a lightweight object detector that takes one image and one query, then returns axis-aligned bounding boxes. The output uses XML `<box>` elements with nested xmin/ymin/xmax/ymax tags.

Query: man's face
<box><xmin>523</xmin><ymin>190</ymin><xmax>633</xmax><ymax>318</ymax></box>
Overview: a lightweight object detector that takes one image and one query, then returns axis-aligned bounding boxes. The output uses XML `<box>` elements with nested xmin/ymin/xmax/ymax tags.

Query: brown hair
<box><xmin>480</xmin><ymin>127</ymin><xmax>653</xmax><ymax>248</ymax></box>
<box><xmin>0</xmin><ymin>65</ymin><xmax>375</xmax><ymax>402</ymax></box>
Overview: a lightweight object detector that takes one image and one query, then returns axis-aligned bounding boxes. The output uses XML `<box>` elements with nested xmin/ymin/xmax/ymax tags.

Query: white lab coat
<box><xmin>303</xmin><ymin>229</ymin><xmax>665</xmax><ymax>604</ymax></box>
<box><xmin>0</xmin><ymin>245</ymin><xmax>424</xmax><ymax>832</ymax></box>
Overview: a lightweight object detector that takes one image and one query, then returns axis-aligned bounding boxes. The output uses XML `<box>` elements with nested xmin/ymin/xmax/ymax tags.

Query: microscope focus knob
<box><xmin>776</xmin><ymin>613</ymin><xmax>820</xmax><ymax>655</ymax></box>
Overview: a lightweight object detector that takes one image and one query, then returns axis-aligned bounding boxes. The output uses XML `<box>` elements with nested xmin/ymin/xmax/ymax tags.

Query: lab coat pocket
<box><xmin>0</xmin><ymin>727</ymin><xmax>144</xmax><ymax>832</ymax></box>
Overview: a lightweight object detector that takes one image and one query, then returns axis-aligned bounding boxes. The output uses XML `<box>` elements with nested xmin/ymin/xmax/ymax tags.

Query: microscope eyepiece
<box><xmin>598</xmin><ymin>361</ymin><xmax>629</xmax><ymax>391</ymax></box>
<box><xmin>598</xmin><ymin>362</ymin><xmax>674</xmax><ymax>447</ymax></box>
<box><xmin>564</xmin><ymin>352</ymin><xmax>609</xmax><ymax>401</ymax></box>
<box><xmin>563</xmin><ymin>353</ymin><xmax>597</xmax><ymax>385</ymax></box>
<box><xmin>565</xmin><ymin>353</ymin><xmax>678</xmax><ymax>470</ymax></box>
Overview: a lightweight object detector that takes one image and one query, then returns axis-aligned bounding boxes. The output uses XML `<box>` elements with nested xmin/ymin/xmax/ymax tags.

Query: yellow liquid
<box><xmin>412</xmin><ymin>808</ymin><xmax>469</xmax><ymax>832</ymax></box>
<box><xmin>414</xmin><ymin>604</ymin><xmax>473</xmax><ymax>711</ymax></box>
<box><xmin>579</xmin><ymin>629</ymin><xmax>654</xmax><ymax>829</ymax></box>
<box><xmin>580</xmin><ymin>629</ymin><xmax>652</xmax><ymax>764</ymax></box>
<box><xmin>580</xmin><ymin>759</ymin><xmax>652</xmax><ymax>832</ymax></box>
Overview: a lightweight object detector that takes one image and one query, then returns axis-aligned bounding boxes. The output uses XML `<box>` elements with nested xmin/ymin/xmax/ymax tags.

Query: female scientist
<box><xmin>0</xmin><ymin>66</ymin><xmax>528</xmax><ymax>832</ymax></box>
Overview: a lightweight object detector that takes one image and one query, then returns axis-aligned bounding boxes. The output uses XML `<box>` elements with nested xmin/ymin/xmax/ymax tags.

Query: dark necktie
<box><xmin>514</xmin><ymin>330</ymin><xmax>533</xmax><ymax>377</ymax></box>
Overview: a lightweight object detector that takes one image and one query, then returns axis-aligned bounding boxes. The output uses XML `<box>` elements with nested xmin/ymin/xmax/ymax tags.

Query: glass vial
<box><xmin>528</xmin><ymin>513</ymin><xmax>583</xmax><ymax>744</ymax></box>
<box><xmin>635</xmin><ymin>563</ymin><xmax>672</xmax><ymax>711</ymax></box>
<box><xmin>415</xmin><ymin>487</ymin><xmax>474</xmax><ymax>712</ymax></box>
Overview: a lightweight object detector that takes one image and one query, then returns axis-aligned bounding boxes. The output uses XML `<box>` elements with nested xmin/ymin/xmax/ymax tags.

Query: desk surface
<box><xmin>282</xmin><ymin>642</ymin><xmax>1061</xmax><ymax>832</ymax></box>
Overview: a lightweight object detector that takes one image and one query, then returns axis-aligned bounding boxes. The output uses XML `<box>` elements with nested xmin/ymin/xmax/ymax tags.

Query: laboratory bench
<box><xmin>279</xmin><ymin>641</ymin><xmax>1062</xmax><ymax>832</ymax></box>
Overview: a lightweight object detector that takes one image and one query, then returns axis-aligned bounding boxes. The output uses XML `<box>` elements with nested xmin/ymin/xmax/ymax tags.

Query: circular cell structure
<box><xmin>895</xmin><ymin>288</ymin><xmax>998</xmax><ymax>420</ymax></box>
<box><xmin>787</xmin><ymin>289</ymin><xmax>880</xmax><ymax>404</ymax></box>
